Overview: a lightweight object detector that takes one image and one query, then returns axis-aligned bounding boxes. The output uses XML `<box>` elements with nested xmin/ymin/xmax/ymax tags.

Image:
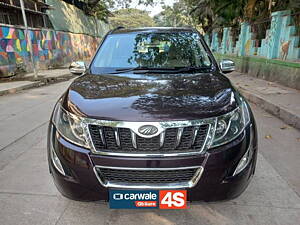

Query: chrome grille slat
<box><xmin>88</xmin><ymin>123</ymin><xmax>210</xmax><ymax>155</ymax></box>
<box><xmin>103</xmin><ymin>127</ymin><xmax>119</xmax><ymax>150</ymax></box>
<box><xmin>175</xmin><ymin>127</ymin><xmax>184</xmax><ymax>148</ymax></box>
<box><xmin>99</xmin><ymin>128</ymin><xmax>106</xmax><ymax>146</ymax></box>
<box><xmin>193</xmin><ymin>125</ymin><xmax>210</xmax><ymax>148</ymax></box>
<box><xmin>160</xmin><ymin>128</ymin><xmax>177</xmax><ymax>151</ymax></box>
<box><xmin>130</xmin><ymin>130</ymin><xmax>137</xmax><ymax>149</ymax></box>
<box><xmin>159</xmin><ymin>131</ymin><xmax>165</xmax><ymax>147</ymax></box>
<box><xmin>176</xmin><ymin>126</ymin><xmax>195</xmax><ymax>150</ymax></box>
<box><xmin>114</xmin><ymin>128</ymin><xmax>120</xmax><ymax>147</ymax></box>
<box><xmin>192</xmin><ymin>126</ymin><xmax>199</xmax><ymax>145</ymax></box>
<box><xmin>118</xmin><ymin>128</ymin><xmax>135</xmax><ymax>151</ymax></box>
<box><xmin>88</xmin><ymin>125</ymin><xmax>105</xmax><ymax>149</ymax></box>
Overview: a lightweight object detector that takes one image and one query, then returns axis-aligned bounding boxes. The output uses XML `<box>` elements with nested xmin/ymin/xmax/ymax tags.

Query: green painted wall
<box><xmin>215</xmin><ymin>53</ymin><xmax>300</xmax><ymax>90</ymax></box>
<box><xmin>46</xmin><ymin>0</ymin><xmax>110</xmax><ymax>37</ymax></box>
<box><xmin>206</xmin><ymin>10</ymin><xmax>300</xmax><ymax>61</ymax></box>
<box><xmin>206</xmin><ymin>10</ymin><xmax>300</xmax><ymax>90</ymax></box>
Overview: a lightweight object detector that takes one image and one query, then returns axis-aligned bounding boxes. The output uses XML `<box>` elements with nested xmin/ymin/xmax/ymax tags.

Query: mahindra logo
<box><xmin>138</xmin><ymin>125</ymin><xmax>158</xmax><ymax>136</ymax></box>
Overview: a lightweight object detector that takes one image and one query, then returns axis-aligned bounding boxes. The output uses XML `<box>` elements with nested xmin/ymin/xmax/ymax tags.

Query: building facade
<box><xmin>0</xmin><ymin>0</ymin><xmax>52</xmax><ymax>29</ymax></box>
<box><xmin>0</xmin><ymin>0</ymin><xmax>109</xmax><ymax>78</ymax></box>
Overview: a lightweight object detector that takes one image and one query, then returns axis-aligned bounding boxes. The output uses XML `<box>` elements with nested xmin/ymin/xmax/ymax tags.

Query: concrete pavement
<box><xmin>229</xmin><ymin>72</ymin><xmax>300</xmax><ymax>130</ymax></box>
<box><xmin>0</xmin><ymin>68</ymin><xmax>73</xmax><ymax>96</ymax></box>
<box><xmin>0</xmin><ymin>80</ymin><xmax>300</xmax><ymax>225</ymax></box>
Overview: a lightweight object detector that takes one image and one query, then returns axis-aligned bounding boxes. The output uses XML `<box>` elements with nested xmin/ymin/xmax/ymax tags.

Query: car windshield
<box><xmin>90</xmin><ymin>31</ymin><xmax>213</xmax><ymax>74</ymax></box>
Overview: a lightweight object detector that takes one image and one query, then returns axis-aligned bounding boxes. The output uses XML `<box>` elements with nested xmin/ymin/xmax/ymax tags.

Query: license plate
<box><xmin>109</xmin><ymin>189</ymin><xmax>187</xmax><ymax>209</ymax></box>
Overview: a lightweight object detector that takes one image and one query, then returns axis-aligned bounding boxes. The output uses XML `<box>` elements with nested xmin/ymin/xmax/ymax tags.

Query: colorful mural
<box><xmin>206</xmin><ymin>10</ymin><xmax>300</xmax><ymax>62</ymax></box>
<box><xmin>0</xmin><ymin>26</ymin><xmax>101</xmax><ymax>77</ymax></box>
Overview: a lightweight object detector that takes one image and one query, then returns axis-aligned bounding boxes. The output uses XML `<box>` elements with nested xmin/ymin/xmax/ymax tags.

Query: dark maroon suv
<box><xmin>48</xmin><ymin>27</ymin><xmax>257</xmax><ymax>202</ymax></box>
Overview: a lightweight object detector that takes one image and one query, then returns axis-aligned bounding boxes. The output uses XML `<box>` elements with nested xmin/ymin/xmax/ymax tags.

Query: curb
<box><xmin>0</xmin><ymin>82</ymin><xmax>42</xmax><ymax>96</ymax></box>
<box><xmin>238</xmin><ymin>87</ymin><xmax>300</xmax><ymax>130</ymax></box>
<box><xmin>0</xmin><ymin>73</ymin><xmax>75</xmax><ymax>97</ymax></box>
<box><xmin>38</xmin><ymin>73</ymin><xmax>74</xmax><ymax>84</ymax></box>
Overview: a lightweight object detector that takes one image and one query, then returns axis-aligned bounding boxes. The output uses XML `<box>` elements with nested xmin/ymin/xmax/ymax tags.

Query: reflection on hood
<box><xmin>64</xmin><ymin>73</ymin><xmax>237</xmax><ymax>121</ymax></box>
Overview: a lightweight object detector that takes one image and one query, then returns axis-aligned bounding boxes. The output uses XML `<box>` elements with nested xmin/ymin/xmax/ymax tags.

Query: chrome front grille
<box><xmin>88</xmin><ymin>124</ymin><xmax>210</xmax><ymax>155</ymax></box>
<box><xmin>94</xmin><ymin>166</ymin><xmax>204</xmax><ymax>188</ymax></box>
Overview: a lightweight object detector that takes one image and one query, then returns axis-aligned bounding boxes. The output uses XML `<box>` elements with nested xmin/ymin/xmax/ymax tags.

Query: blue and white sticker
<box><xmin>109</xmin><ymin>190</ymin><xmax>159</xmax><ymax>209</ymax></box>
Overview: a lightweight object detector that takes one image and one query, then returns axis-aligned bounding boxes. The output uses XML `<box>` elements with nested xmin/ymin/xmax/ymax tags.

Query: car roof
<box><xmin>110</xmin><ymin>27</ymin><xmax>197</xmax><ymax>35</ymax></box>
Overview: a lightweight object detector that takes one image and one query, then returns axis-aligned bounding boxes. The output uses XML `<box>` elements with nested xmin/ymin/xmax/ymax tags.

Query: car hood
<box><xmin>62</xmin><ymin>73</ymin><xmax>238</xmax><ymax>121</ymax></box>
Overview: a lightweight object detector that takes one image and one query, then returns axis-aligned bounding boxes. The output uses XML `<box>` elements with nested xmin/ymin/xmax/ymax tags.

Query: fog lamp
<box><xmin>233</xmin><ymin>128</ymin><xmax>254</xmax><ymax>176</ymax></box>
<box><xmin>50</xmin><ymin>145</ymin><xmax>66</xmax><ymax>176</ymax></box>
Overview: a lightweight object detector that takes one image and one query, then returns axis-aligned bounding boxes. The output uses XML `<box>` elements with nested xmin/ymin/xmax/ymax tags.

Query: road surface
<box><xmin>0</xmin><ymin>80</ymin><xmax>299</xmax><ymax>225</ymax></box>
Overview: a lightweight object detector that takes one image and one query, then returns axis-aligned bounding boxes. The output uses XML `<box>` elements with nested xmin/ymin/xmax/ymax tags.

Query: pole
<box><xmin>20</xmin><ymin>0</ymin><xmax>38</xmax><ymax>78</ymax></box>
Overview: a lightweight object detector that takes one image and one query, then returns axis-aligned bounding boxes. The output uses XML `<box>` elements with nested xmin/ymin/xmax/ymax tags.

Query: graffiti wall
<box><xmin>206</xmin><ymin>10</ymin><xmax>300</xmax><ymax>62</ymax></box>
<box><xmin>0</xmin><ymin>26</ymin><xmax>101</xmax><ymax>77</ymax></box>
<box><xmin>0</xmin><ymin>0</ymin><xmax>110</xmax><ymax>78</ymax></box>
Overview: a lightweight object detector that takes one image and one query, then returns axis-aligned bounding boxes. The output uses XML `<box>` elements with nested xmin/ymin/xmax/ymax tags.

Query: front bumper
<box><xmin>47</xmin><ymin>123</ymin><xmax>257</xmax><ymax>202</ymax></box>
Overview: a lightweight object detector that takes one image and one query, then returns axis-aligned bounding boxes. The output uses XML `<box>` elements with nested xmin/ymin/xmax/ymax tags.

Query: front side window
<box><xmin>91</xmin><ymin>32</ymin><xmax>212</xmax><ymax>74</ymax></box>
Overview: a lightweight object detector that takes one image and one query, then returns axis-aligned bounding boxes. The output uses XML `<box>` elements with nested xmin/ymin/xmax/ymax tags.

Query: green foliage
<box><xmin>112</xmin><ymin>0</ymin><xmax>156</xmax><ymax>9</ymax></box>
<box><xmin>82</xmin><ymin>0</ymin><xmax>300</xmax><ymax>33</ymax></box>
<box><xmin>82</xmin><ymin>0</ymin><xmax>114</xmax><ymax>21</ymax></box>
<box><xmin>154</xmin><ymin>0</ymin><xmax>195</xmax><ymax>27</ymax></box>
<box><xmin>170</xmin><ymin>0</ymin><xmax>300</xmax><ymax>33</ymax></box>
<box><xmin>109</xmin><ymin>8</ymin><xmax>156</xmax><ymax>28</ymax></box>
<box><xmin>82</xmin><ymin>0</ymin><xmax>158</xmax><ymax>22</ymax></box>
<box><xmin>183</xmin><ymin>0</ymin><xmax>247</xmax><ymax>32</ymax></box>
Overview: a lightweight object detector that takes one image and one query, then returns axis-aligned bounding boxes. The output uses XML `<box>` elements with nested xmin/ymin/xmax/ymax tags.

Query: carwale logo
<box><xmin>110</xmin><ymin>190</ymin><xmax>159</xmax><ymax>209</ymax></box>
<box><xmin>109</xmin><ymin>190</ymin><xmax>187</xmax><ymax>209</ymax></box>
<box><xmin>113</xmin><ymin>193</ymin><xmax>123</xmax><ymax>200</ymax></box>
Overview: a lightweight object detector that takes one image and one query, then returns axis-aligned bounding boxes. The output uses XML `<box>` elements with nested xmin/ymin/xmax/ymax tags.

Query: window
<box><xmin>0</xmin><ymin>11</ymin><xmax>11</xmax><ymax>25</ymax></box>
<box><xmin>91</xmin><ymin>32</ymin><xmax>212</xmax><ymax>74</ymax></box>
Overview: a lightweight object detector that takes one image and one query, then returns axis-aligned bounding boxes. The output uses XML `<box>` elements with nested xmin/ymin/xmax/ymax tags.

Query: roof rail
<box><xmin>109</xmin><ymin>26</ymin><xmax>125</xmax><ymax>34</ymax></box>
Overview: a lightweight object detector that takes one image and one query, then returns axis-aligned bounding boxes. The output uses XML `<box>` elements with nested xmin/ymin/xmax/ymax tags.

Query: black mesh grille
<box><xmin>137</xmin><ymin>134</ymin><xmax>160</xmax><ymax>151</ymax></box>
<box><xmin>103</xmin><ymin>127</ymin><xmax>119</xmax><ymax>150</ymax></box>
<box><xmin>97</xmin><ymin>167</ymin><xmax>198</xmax><ymax>184</ymax></box>
<box><xmin>119</xmin><ymin>128</ymin><xmax>135</xmax><ymax>151</ymax></box>
<box><xmin>177</xmin><ymin>126</ymin><xmax>195</xmax><ymax>150</ymax></box>
<box><xmin>88</xmin><ymin>125</ymin><xmax>105</xmax><ymax>149</ymax></box>
<box><xmin>88</xmin><ymin>124</ymin><xmax>209</xmax><ymax>154</ymax></box>
<box><xmin>161</xmin><ymin>128</ymin><xmax>177</xmax><ymax>151</ymax></box>
<box><xmin>194</xmin><ymin>125</ymin><xmax>209</xmax><ymax>148</ymax></box>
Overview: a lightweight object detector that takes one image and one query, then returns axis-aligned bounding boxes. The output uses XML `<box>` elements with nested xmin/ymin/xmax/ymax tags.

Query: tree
<box><xmin>79</xmin><ymin>0</ymin><xmax>114</xmax><ymax>21</ymax></box>
<box><xmin>112</xmin><ymin>0</ymin><xmax>158</xmax><ymax>9</ymax></box>
<box><xmin>84</xmin><ymin>0</ymin><xmax>300</xmax><ymax>33</ymax></box>
<box><xmin>84</xmin><ymin>0</ymin><xmax>159</xmax><ymax>12</ymax></box>
<box><xmin>82</xmin><ymin>0</ymin><xmax>160</xmax><ymax>21</ymax></box>
<box><xmin>154</xmin><ymin>0</ymin><xmax>195</xmax><ymax>27</ymax></box>
<box><xmin>184</xmin><ymin>0</ymin><xmax>246</xmax><ymax>33</ymax></box>
<box><xmin>109</xmin><ymin>8</ymin><xmax>156</xmax><ymax>28</ymax></box>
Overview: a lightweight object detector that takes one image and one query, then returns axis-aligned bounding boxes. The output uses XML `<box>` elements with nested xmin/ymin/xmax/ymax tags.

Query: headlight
<box><xmin>52</xmin><ymin>103</ymin><xmax>90</xmax><ymax>148</ymax></box>
<box><xmin>211</xmin><ymin>100</ymin><xmax>250</xmax><ymax>148</ymax></box>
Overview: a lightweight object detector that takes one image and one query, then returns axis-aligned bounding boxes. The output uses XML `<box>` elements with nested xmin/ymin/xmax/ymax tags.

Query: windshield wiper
<box><xmin>108</xmin><ymin>67</ymin><xmax>179</xmax><ymax>74</ymax></box>
<box><xmin>172</xmin><ymin>66</ymin><xmax>212</xmax><ymax>73</ymax></box>
<box><xmin>108</xmin><ymin>66</ymin><xmax>212</xmax><ymax>74</ymax></box>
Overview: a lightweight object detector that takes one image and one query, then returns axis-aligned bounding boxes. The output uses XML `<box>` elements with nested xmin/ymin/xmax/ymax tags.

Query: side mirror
<box><xmin>220</xmin><ymin>59</ymin><xmax>235</xmax><ymax>74</ymax></box>
<box><xmin>69</xmin><ymin>61</ymin><xmax>86</xmax><ymax>75</ymax></box>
